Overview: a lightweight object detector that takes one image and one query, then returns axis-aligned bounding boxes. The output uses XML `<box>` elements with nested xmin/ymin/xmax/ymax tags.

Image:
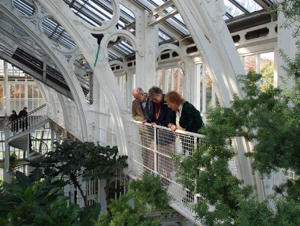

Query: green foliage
<box><xmin>0</xmin><ymin>168</ymin><xmax>101</xmax><ymax>226</ymax></box>
<box><xmin>83</xmin><ymin>145</ymin><xmax>128</xmax><ymax>181</ymax></box>
<box><xmin>229</xmin><ymin>72</ymin><xmax>300</xmax><ymax>176</ymax></box>
<box><xmin>30</xmin><ymin>141</ymin><xmax>128</xmax><ymax>207</ymax></box>
<box><xmin>260</xmin><ymin>59</ymin><xmax>274</xmax><ymax>91</ymax></box>
<box><xmin>0</xmin><ymin>168</ymin><xmax>77</xmax><ymax>226</ymax></box>
<box><xmin>94</xmin><ymin>172</ymin><xmax>171</xmax><ymax>226</ymax></box>
<box><xmin>173</xmin><ymin>71</ymin><xmax>300</xmax><ymax>225</ymax></box>
<box><xmin>31</xmin><ymin>141</ymin><xmax>128</xmax><ymax>183</ymax></box>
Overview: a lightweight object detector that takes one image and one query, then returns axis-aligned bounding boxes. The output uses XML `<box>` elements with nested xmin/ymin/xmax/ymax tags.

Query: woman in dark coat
<box><xmin>165</xmin><ymin>91</ymin><xmax>203</xmax><ymax>134</ymax></box>
<box><xmin>165</xmin><ymin>90</ymin><xmax>204</xmax><ymax>201</ymax></box>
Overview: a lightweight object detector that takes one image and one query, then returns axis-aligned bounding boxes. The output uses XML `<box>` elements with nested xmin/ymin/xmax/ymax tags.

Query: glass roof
<box><xmin>2</xmin><ymin>0</ymin><xmax>275</xmax><ymax>63</ymax></box>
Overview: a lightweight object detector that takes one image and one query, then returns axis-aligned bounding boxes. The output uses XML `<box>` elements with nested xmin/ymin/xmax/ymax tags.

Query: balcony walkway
<box><xmin>129</xmin><ymin>120</ymin><xmax>238</xmax><ymax>225</ymax></box>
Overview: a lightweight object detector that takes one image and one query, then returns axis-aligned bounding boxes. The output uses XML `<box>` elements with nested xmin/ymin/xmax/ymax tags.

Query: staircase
<box><xmin>7</xmin><ymin>104</ymin><xmax>49</xmax><ymax>152</ymax></box>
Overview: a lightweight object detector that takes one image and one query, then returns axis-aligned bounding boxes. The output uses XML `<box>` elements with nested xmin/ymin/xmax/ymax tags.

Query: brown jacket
<box><xmin>132</xmin><ymin>99</ymin><xmax>144</xmax><ymax>121</ymax></box>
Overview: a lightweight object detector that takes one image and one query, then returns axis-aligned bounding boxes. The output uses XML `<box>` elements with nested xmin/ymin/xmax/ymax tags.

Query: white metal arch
<box><xmin>173</xmin><ymin>0</ymin><xmax>263</xmax><ymax>199</ymax></box>
<box><xmin>0</xmin><ymin>0</ymin><xmax>89</xmax><ymax>140</ymax></box>
<box><xmin>100</xmin><ymin>30</ymin><xmax>142</xmax><ymax>59</ymax></box>
<box><xmin>38</xmin><ymin>1</ymin><xmax>133</xmax><ymax>155</ymax></box>
<box><xmin>156</xmin><ymin>43</ymin><xmax>181</xmax><ymax>59</ymax></box>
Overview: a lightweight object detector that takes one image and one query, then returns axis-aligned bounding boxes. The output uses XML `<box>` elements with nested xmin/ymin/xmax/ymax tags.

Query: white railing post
<box><xmin>154</xmin><ymin>127</ymin><xmax>158</xmax><ymax>173</ymax></box>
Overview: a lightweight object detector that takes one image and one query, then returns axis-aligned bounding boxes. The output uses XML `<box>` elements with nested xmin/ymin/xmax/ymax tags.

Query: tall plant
<box><xmin>30</xmin><ymin>141</ymin><xmax>128</xmax><ymax>207</ymax></box>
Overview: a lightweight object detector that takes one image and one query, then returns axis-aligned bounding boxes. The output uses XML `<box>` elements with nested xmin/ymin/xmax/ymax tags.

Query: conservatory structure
<box><xmin>0</xmin><ymin>0</ymin><xmax>295</xmax><ymax>225</ymax></box>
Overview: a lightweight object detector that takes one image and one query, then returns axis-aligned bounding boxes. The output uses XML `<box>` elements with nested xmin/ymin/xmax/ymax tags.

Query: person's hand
<box><xmin>151</xmin><ymin>122</ymin><xmax>156</xmax><ymax>127</ymax></box>
<box><xmin>142</xmin><ymin>119</ymin><xmax>147</xmax><ymax>125</ymax></box>
<box><xmin>170</xmin><ymin>124</ymin><xmax>177</xmax><ymax>131</ymax></box>
<box><xmin>177</xmin><ymin>125</ymin><xmax>186</xmax><ymax>131</ymax></box>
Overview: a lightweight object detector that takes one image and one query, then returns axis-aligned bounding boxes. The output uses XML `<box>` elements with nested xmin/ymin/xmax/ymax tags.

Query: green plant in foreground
<box><xmin>94</xmin><ymin>172</ymin><xmax>171</xmax><ymax>226</ymax></box>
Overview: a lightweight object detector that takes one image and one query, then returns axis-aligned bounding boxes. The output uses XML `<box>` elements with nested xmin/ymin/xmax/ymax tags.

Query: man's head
<box><xmin>23</xmin><ymin>107</ymin><xmax>27</xmax><ymax>111</ymax></box>
<box><xmin>133</xmin><ymin>87</ymin><xmax>147</xmax><ymax>103</ymax></box>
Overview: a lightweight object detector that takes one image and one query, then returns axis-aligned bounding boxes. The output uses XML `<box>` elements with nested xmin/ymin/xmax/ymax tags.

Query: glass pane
<box><xmin>260</xmin><ymin>52</ymin><xmax>274</xmax><ymax>90</ymax></box>
<box><xmin>167</xmin><ymin>68</ymin><xmax>172</xmax><ymax>91</ymax></box>
<box><xmin>206</xmin><ymin>75</ymin><xmax>212</xmax><ymax>108</ymax></box>
<box><xmin>158</xmin><ymin>70</ymin><xmax>163</xmax><ymax>89</ymax></box>
<box><xmin>38</xmin><ymin>89</ymin><xmax>43</xmax><ymax>98</ymax></box>
<box><xmin>34</xmin><ymin>85</ymin><xmax>39</xmax><ymax>98</ymax></box>
<box><xmin>28</xmin><ymin>99</ymin><xmax>33</xmax><ymax>110</ymax></box>
<box><xmin>235</xmin><ymin>0</ymin><xmax>263</xmax><ymax>13</ymax></box>
<box><xmin>10</xmin><ymin>84</ymin><xmax>15</xmax><ymax>98</ymax></box>
<box><xmin>28</xmin><ymin>84</ymin><xmax>33</xmax><ymax>98</ymax></box>
<box><xmin>0</xmin><ymin>100</ymin><xmax>3</xmax><ymax>114</ymax></box>
<box><xmin>20</xmin><ymin>84</ymin><xmax>25</xmax><ymax>98</ymax></box>
<box><xmin>179</xmin><ymin>69</ymin><xmax>183</xmax><ymax>95</ymax></box>
<box><xmin>0</xmin><ymin>84</ymin><xmax>3</xmax><ymax>98</ymax></box>
<box><xmin>224</xmin><ymin>0</ymin><xmax>244</xmax><ymax>17</ymax></box>
<box><xmin>15</xmin><ymin>85</ymin><xmax>20</xmax><ymax>98</ymax></box>
<box><xmin>173</xmin><ymin>70</ymin><xmax>178</xmax><ymax>91</ymax></box>
<box><xmin>244</xmin><ymin>55</ymin><xmax>256</xmax><ymax>74</ymax></box>
<box><xmin>200</xmin><ymin>70</ymin><xmax>204</xmax><ymax>109</ymax></box>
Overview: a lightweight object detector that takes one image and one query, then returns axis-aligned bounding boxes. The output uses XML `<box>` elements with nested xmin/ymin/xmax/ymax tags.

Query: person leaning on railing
<box><xmin>165</xmin><ymin>91</ymin><xmax>204</xmax><ymax>201</ymax></box>
<box><xmin>147</xmin><ymin>86</ymin><xmax>175</xmax><ymax>185</ymax></box>
<box><xmin>132</xmin><ymin>87</ymin><xmax>152</xmax><ymax>170</ymax></box>
<box><xmin>165</xmin><ymin>91</ymin><xmax>204</xmax><ymax>138</ymax></box>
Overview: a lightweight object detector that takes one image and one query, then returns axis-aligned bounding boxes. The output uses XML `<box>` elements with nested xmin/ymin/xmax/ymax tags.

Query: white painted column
<box><xmin>135</xmin><ymin>11</ymin><xmax>158</xmax><ymax>91</ymax></box>
<box><xmin>4</xmin><ymin>61</ymin><xmax>9</xmax><ymax>116</ymax></box>
<box><xmin>4</xmin><ymin>126</ymin><xmax>10</xmax><ymax>184</ymax></box>
<box><xmin>194</xmin><ymin>63</ymin><xmax>201</xmax><ymax>111</ymax></box>
<box><xmin>202</xmin><ymin>66</ymin><xmax>207</xmax><ymax>123</ymax></box>
<box><xmin>51</xmin><ymin>129</ymin><xmax>55</xmax><ymax>151</ymax></box>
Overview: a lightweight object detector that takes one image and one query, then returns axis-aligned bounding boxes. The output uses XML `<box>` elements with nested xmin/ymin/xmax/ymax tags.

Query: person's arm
<box><xmin>166</xmin><ymin>111</ymin><xmax>176</xmax><ymax>129</ymax></box>
<box><xmin>158</xmin><ymin>105</ymin><xmax>173</xmax><ymax>126</ymax></box>
<box><xmin>146</xmin><ymin>100</ymin><xmax>154</xmax><ymax>123</ymax></box>
<box><xmin>178</xmin><ymin>103</ymin><xmax>194</xmax><ymax>130</ymax></box>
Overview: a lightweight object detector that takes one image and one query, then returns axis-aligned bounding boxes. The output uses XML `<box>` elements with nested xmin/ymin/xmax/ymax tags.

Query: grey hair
<box><xmin>148</xmin><ymin>86</ymin><xmax>163</xmax><ymax>99</ymax></box>
<box><xmin>138</xmin><ymin>88</ymin><xmax>144</xmax><ymax>94</ymax></box>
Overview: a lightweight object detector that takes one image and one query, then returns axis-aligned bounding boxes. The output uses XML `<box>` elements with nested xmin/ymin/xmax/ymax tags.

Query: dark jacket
<box><xmin>147</xmin><ymin>98</ymin><xmax>175</xmax><ymax>145</ymax></box>
<box><xmin>147</xmin><ymin>100</ymin><xmax>173</xmax><ymax>127</ymax></box>
<box><xmin>166</xmin><ymin>101</ymin><xmax>203</xmax><ymax>133</ymax></box>
<box><xmin>19</xmin><ymin>110</ymin><xmax>28</xmax><ymax>118</ymax></box>
<box><xmin>9</xmin><ymin>113</ymin><xmax>18</xmax><ymax>121</ymax></box>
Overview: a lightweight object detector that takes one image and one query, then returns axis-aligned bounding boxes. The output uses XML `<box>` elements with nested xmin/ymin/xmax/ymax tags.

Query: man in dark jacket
<box><xmin>18</xmin><ymin>107</ymin><xmax>28</xmax><ymax>131</ymax></box>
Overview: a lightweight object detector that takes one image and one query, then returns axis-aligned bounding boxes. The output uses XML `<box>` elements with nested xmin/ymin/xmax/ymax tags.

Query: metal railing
<box><xmin>129</xmin><ymin>120</ymin><xmax>237</xmax><ymax>206</ymax></box>
<box><xmin>129</xmin><ymin>120</ymin><xmax>203</xmax><ymax>204</ymax></box>
<box><xmin>7</xmin><ymin>103</ymin><xmax>48</xmax><ymax>138</ymax></box>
